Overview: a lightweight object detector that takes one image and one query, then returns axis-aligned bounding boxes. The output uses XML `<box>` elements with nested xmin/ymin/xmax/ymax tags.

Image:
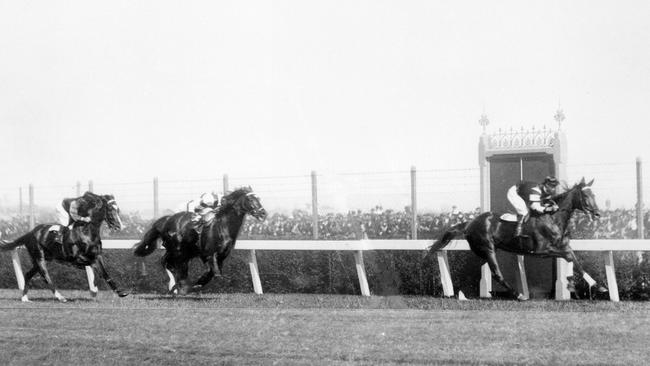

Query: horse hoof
<box><xmin>90</xmin><ymin>291</ymin><xmax>98</xmax><ymax>298</ymax></box>
<box><xmin>597</xmin><ymin>286</ymin><xmax>609</xmax><ymax>294</ymax></box>
<box><xmin>516</xmin><ymin>294</ymin><xmax>528</xmax><ymax>301</ymax></box>
<box><xmin>54</xmin><ymin>292</ymin><xmax>67</xmax><ymax>303</ymax></box>
<box><xmin>21</xmin><ymin>295</ymin><xmax>31</xmax><ymax>303</ymax></box>
<box><xmin>117</xmin><ymin>290</ymin><xmax>130</xmax><ymax>298</ymax></box>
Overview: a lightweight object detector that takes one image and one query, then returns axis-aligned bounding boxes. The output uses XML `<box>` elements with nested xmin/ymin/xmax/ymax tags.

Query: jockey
<box><xmin>507</xmin><ymin>176</ymin><xmax>560</xmax><ymax>238</ymax></box>
<box><xmin>190</xmin><ymin>192</ymin><xmax>219</xmax><ymax>229</ymax></box>
<box><xmin>54</xmin><ymin>191</ymin><xmax>100</xmax><ymax>247</ymax></box>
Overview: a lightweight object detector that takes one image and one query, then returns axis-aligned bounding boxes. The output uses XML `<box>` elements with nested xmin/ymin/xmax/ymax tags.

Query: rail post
<box><xmin>83</xmin><ymin>180</ymin><xmax>98</xmax><ymax>294</ymax></box>
<box><xmin>410</xmin><ymin>166</ymin><xmax>417</xmax><ymax>240</ymax></box>
<box><xmin>13</xmin><ymin>184</ymin><xmax>35</xmax><ymax>292</ymax></box>
<box><xmin>153</xmin><ymin>177</ymin><xmax>159</xmax><ymax>219</ymax></box>
<box><xmin>28</xmin><ymin>184</ymin><xmax>35</xmax><ymax>229</ymax></box>
<box><xmin>248</xmin><ymin>249</ymin><xmax>263</xmax><ymax>294</ymax></box>
<box><xmin>223</xmin><ymin>174</ymin><xmax>229</xmax><ymax>195</ymax></box>
<box><xmin>636</xmin><ymin>157</ymin><xmax>644</xmax><ymax>263</ymax></box>
<box><xmin>19</xmin><ymin>187</ymin><xmax>23</xmax><ymax>216</ymax></box>
<box><xmin>311</xmin><ymin>171</ymin><xmax>318</xmax><ymax>240</ymax></box>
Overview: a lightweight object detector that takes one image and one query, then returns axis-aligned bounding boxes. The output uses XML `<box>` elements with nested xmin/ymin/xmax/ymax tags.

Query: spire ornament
<box><xmin>479</xmin><ymin>114</ymin><xmax>490</xmax><ymax>133</ymax></box>
<box><xmin>554</xmin><ymin>108</ymin><xmax>565</xmax><ymax>130</ymax></box>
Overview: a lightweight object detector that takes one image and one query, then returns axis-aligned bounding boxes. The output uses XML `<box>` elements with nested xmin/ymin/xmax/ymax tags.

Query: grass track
<box><xmin>0</xmin><ymin>290</ymin><xmax>649</xmax><ymax>365</ymax></box>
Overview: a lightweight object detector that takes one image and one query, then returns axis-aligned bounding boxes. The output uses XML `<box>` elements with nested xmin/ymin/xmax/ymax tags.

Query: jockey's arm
<box><xmin>529</xmin><ymin>201</ymin><xmax>546</xmax><ymax>213</ymax></box>
<box><xmin>69</xmin><ymin>201</ymin><xmax>91</xmax><ymax>222</ymax></box>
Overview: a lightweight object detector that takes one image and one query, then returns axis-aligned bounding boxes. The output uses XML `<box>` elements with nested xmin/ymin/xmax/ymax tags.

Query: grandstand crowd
<box><xmin>1</xmin><ymin>207</ymin><xmax>648</xmax><ymax>241</ymax></box>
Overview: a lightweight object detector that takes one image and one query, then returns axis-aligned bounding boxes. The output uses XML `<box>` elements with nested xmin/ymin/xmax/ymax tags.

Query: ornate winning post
<box><xmin>477</xmin><ymin>111</ymin><xmax>566</xmax><ymax>299</ymax></box>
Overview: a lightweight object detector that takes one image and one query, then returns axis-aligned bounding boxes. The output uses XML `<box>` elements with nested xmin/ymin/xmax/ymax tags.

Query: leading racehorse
<box><xmin>0</xmin><ymin>193</ymin><xmax>130</xmax><ymax>302</ymax></box>
<box><xmin>133</xmin><ymin>187</ymin><xmax>267</xmax><ymax>294</ymax></box>
<box><xmin>428</xmin><ymin>178</ymin><xmax>606</xmax><ymax>300</ymax></box>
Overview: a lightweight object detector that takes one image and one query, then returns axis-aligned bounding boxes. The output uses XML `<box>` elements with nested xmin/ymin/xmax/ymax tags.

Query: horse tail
<box><xmin>428</xmin><ymin>222</ymin><xmax>469</xmax><ymax>254</ymax></box>
<box><xmin>133</xmin><ymin>226</ymin><xmax>162</xmax><ymax>257</ymax></box>
<box><xmin>0</xmin><ymin>238</ymin><xmax>24</xmax><ymax>251</ymax></box>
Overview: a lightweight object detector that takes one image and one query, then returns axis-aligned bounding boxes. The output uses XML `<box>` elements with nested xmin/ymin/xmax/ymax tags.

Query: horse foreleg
<box><xmin>176</xmin><ymin>261</ymin><xmax>190</xmax><ymax>295</ymax></box>
<box><xmin>85</xmin><ymin>266</ymin><xmax>99</xmax><ymax>298</ymax></box>
<box><xmin>485</xmin><ymin>251</ymin><xmax>526</xmax><ymax>301</ymax></box>
<box><xmin>566</xmin><ymin>250</ymin><xmax>608</xmax><ymax>296</ymax></box>
<box><xmin>193</xmin><ymin>255</ymin><xmax>217</xmax><ymax>291</ymax></box>
<box><xmin>95</xmin><ymin>255</ymin><xmax>129</xmax><ymax>297</ymax></box>
<box><xmin>165</xmin><ymin>266</ymin><xmax>177</xmax><ymax>294</ymax></box>
<box><xmin>35</xmin><ymin>258</ymin><xmax>66</xmax><ymax>302</ymax></box>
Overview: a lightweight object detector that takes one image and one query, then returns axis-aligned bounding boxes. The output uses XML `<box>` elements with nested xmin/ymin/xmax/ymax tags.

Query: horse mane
<box><xmin>550</xmin><ymin>180</ymin><xmax>586</xmax><ymax>206</ymax></box>
<box><xmin>215</xmin><ymin>187</ymin><xmax>253</xmax><ymax>215</ymax></box>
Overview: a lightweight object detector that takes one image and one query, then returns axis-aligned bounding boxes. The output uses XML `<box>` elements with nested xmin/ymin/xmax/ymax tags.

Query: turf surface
<box><xmin>0</xmin><ymin>289</ymin><xmax>649</xmax><ymax>365</ymax></box>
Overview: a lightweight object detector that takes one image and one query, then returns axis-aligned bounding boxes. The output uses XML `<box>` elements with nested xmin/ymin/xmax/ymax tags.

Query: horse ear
<box><xmin>587</xmin><ymin>178</ymin><xmax>594</xmax><ymax>186</ymax></box>
<box><xmin>579</xmin><ymin>177</ymin><xmax>586</xmax><ymax>185</ymax></box>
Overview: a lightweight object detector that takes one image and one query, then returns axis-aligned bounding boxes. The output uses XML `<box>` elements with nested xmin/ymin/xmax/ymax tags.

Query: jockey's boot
<box><xmin>515</xmin><ymin>215</ymin><xmax>529</xmax><ymax>239</ymax></box>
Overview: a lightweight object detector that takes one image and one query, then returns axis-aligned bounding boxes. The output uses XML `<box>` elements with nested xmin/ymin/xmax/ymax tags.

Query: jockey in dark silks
<box><xmin>54</xmin><ymin>191</ymin><xmax>102</xmax><ymax>257</ymax></box>
<box><xmin>506</xmin><ymin>176</ymin><xmax>560</xmax><ymax>239</ymax></box>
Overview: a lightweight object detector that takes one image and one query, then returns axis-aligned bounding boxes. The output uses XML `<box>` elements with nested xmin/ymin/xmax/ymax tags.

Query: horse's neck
<box><xmin>553</xmin><ymin>189</ymin><xmax>578</xmax><ymax>233</ymax></box>
<box><xmin>212</xmin><ymin>209</ymin><xmax>245</xmax><ymax>238</ymax></box>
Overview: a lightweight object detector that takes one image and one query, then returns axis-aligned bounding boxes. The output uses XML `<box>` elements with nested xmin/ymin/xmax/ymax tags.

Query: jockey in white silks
<box><xmin>188</xmin><ymin>192</ymin><xmax>219</xmax><ymax>231</ymax></box>
<box><xmin>506</xmin><ymin>176</ymin><xmax>560</xmax><ymax>238</ymax></box>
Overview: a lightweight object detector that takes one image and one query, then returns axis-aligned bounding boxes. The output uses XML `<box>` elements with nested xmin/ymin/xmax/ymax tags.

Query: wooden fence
<box><xmin>10</xmin><ymin>239</ymin><xmax>650</xmax><ymax>302</ymax></box>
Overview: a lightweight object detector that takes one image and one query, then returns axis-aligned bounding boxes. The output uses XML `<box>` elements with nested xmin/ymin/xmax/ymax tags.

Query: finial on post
<box><xmin>554</xmin><ymin>108</ymin><xmax>565</xmax><ymax>130</ymax></box>
<box><xmin>479</xmin><ymin>114</ymin><xmax>490</xmax><ymax>133</ymax></box>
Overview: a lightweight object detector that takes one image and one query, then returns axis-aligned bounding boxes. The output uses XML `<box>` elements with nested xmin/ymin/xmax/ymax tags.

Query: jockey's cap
<box><xmin>543</xmin><ymin>176</ymin><xmax>559</xmax><ymax>187</ymax></box>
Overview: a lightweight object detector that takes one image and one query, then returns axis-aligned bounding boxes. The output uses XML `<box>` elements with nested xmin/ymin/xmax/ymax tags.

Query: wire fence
<box><xmin>0</xmin><ymin>160</ymin><xmax>645</xmax><ymax>219</ymax></box>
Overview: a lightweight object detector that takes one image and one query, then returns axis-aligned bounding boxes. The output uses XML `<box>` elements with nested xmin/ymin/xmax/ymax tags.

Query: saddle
<box><xmin>192</xmin><ymin>210</ymin><xmax>216</xmax><ymax>235</ymax></box>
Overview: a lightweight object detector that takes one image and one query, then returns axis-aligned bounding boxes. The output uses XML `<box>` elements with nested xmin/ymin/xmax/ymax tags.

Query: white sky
<box><xmin>1</xmin><ymin>1</ymin><xmax>649</xmax><ymax>211</ymax></box>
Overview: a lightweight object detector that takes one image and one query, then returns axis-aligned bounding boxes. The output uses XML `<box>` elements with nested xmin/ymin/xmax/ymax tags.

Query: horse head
<box><xmin>573</xmin><ymin>177</ymin><xmax>600</xmax><ymax>220</ymax></box>
<box><xmin>101</xmin><ymin>194</ymin><xmax>124</xmax><ymax>230</ymax></box>
<box><xmin>221</xmin><ymin>187</ymin><xmax>267</xmax><ymax>220</ymax></box>
<box><xmin>82</xmin><ymin>192</ymin><xmax>123</xmax><ymax>230</ymax></box>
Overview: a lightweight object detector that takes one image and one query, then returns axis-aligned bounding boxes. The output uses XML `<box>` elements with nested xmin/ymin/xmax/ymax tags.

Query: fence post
<box><xmin>28</xmin><ymin>184</ymin><xmax>35</xmax><ymax>229</ymax></box>
<box><xmin>223</xmin><ymin>174</ymin><xmax>229</xmax><ymax>195</ymax></box>
<box><xmin>311</xmin><ymin>171</ymin><xmax>318</xmax><ymax>240</ymax></box>
<box><xmin>248</xmin><ymin>250</ymin><xmax>263</xmax><ymax>294</ymax></box>
<box><xmin>436</xmin><ymin>251</ymin><xmax>454</xmax><ymax>297</ymax></box>
<box><xmin>82</xmin><ymin>180</ymin><xmax>98</xmax><ymax>294</ymax></box>
<box><xmin>636</xmin><ymin>157</ymin><xmax>644</xmax><ymax>262</ymax></box>
<box><xmin>604</xmin><ymin>251</ymin><xmax>620</xmax><ymax>302</ymax></box>
<box><xmin>18</xmin><ymin>187</ymin><xmax>23</xmax><ymax>216</ymax></box>
<box><xmin>410</xmin><ymin>166</ymin><xmax>417</xmax><ymax>240</ymax></box>
<box><xmin>153</xmin><ymin>177</ymin><xmax>159</xmax><ymax>219</ymax></box>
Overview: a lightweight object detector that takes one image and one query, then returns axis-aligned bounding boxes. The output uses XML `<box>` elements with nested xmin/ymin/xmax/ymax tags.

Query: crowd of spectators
<box><xmin>1</xmin><ymin>207</ymin><xmax>649</xmax><ymax>241</ymax></box>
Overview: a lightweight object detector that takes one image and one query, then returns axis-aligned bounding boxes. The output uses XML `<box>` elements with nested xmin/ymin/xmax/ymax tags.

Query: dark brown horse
<box><xmin>0</xmin><ymin>193</ymin><xmax>130</xmax><ymax>302</ymax></box>
<box><xmin>428</xmin><ymin>178</ymin><xmax>605</xmax><ymax>300</ymax></box>
<box><xmin>133</xmin><ymin>187</ymin><xmax>267</xmax><ymax>294</ymax></box>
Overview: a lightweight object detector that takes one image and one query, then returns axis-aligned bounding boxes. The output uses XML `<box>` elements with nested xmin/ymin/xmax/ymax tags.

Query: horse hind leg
<box><xmin>485</xmin><ymin>251</ymin><xmax>526</xmax><ymax>301</ymax></box>
<box><xmin>20</xmin><ymin>266</ymin><xmax>39</xmax><ymax>302</ymax></box>
<box><xmin>34</xmin><ymin>258</ymin><xmax>66</xmax><ymax>302</ymax></box>
<box><xmin>193</xmin><ymin>254</ymin><xmax>219</xmax><ymax>291</ymax></box>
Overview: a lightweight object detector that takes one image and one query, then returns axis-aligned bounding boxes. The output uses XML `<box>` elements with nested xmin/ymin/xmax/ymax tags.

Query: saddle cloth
<box><xmin>499</xmin><ymin>213</ymin><xmax>518</xmax><ymax>222</ymax></box>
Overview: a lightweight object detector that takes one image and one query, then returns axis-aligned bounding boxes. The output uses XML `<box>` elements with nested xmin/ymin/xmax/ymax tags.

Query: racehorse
<box><xmin>133</xmin><ymin>187</ymin><xmax>267</xmax><ymax>294</ymax></box>
<box><xmin>428</xmin><ymin>178</ymin><xmax>606</xmax><ymax>300</ymax></box>
<box><xmin>0</xmin><ymin>193</ymin><xmax>130</xmax><ymax>302</ymax></box>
